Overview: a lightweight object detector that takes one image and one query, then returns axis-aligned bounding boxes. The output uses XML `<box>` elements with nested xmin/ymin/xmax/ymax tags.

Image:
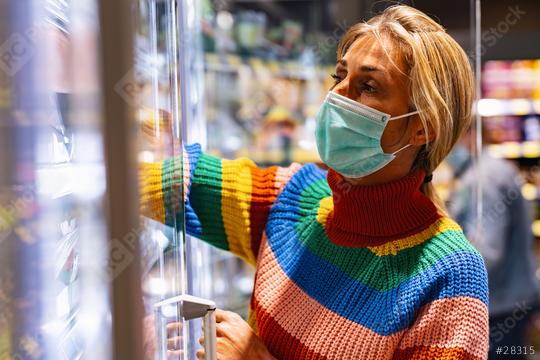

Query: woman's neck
<box><xmin>324</xmin><ymin>168</ymin><xmax>440</xmax><ymax>247</ymax></box>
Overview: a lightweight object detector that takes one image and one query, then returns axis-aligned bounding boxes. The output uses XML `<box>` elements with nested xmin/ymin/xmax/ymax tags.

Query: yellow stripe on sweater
<box><xmin>221</xmin><ymin>158</ymin><xmax>256</xmax><ymax>265</ymax></box>
<box><xmin>316</xmin><ymin>197</ymin><xmax>463</xmax><ymax>256</ymax></box>
<box><xmin>368</xmin><ymin>217</ymin><xmax>463</xmax><ymax>256</ymax></box>
<box><xmin>139</xmin><ymin>161</ymin><xmax>166</xmax><ymax>224</ymax></box>
<box><xmin>316</xmin><ymin>196</ymin><xmax>333</xmax><ymax>225</ymax></box>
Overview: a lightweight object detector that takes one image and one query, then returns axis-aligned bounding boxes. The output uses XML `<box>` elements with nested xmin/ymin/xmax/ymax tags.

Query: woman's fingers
<box><xmin>167</xmin><ymin>335</ymin><xmax>182</xmax><ymax>350</ymax></box>
<box><xmin>215</xmin><ymin>322</ymin><xmax>230</xmax><ymax>338</ymax></box>
<box><xmin>167</xmin><ymin>321</ymin><xmax>183</xmax><ymax>337</ymax></box>
<box><xmin>167</xmin><ymin>349</ymin><xmax>183</xmax><ymax>359</ymax></box>
<box><xmin>199</xmin><ymin>335</ymin><xmax>205</xmax><ymax>346</ymax></box>
<box><xmin>196</xmin><ymin>349</ymin><xmax>205</xmax><ymax>360</ymax></box>
<box><xmin>215</xmin><ymin>309</ymin><xmax>234</xmax><ymax>323</ymax></box>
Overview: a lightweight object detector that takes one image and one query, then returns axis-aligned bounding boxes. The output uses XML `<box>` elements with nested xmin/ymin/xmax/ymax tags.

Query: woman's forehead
<box><xmin>342</xmin><ymin>35</ymin><xmax>407</xmax><ymax>75</ymax></box>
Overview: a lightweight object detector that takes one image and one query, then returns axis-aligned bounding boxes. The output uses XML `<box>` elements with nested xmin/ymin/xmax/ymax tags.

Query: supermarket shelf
<box><xmin>477</xmin><ymin>98</ymin><xmax>540</xmax><ymax>117</ymax></box>
<box><xmin>37</xmin><ymin>163</ymin><xmax>106</xmax><ymax>200</ymax></box>
<box><xmin>235</xmin><ymin>148</ymin><xmax>321</xmax><ymax>164</ymax></box>
<box><xmin>486</xmin><ymin>141</ymin><xmax>540</xmax><ymax>159</ymax></box>
<box><xmin>533</xmin><ymin>220</ymin><xmax>540</xmax><ymax>237</ymax></box>
<box><xmin>204</xmin><ymin>53</ymin><xmax>332</xmax><ymax>80</ymax></box>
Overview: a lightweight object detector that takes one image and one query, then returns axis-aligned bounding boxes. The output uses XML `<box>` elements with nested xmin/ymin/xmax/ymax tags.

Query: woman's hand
<box><xmin>196</xmin><ymin>309</ymin><xmax>276</xmax><ymax>360</ymax></box>
<box><xmin>143</xmin><ymin>315</ymin><xmax>183</xmax><ymax>359</ymax></box>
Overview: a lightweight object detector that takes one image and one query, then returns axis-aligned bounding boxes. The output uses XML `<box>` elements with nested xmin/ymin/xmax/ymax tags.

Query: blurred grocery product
<box><xmin>483</xmin><ymin>59</ymin><xmax>540</xmax><ymax>99</ymax></box>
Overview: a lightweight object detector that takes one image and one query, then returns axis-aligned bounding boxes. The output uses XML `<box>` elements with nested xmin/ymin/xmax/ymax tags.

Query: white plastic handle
<box><xmin>203</xmin><ymin>309</ymin><xmax>217</xmax><ymax>360</ymax></box>
<box><xmin>154</xmin><ymin>294</ymin><xmax>217</xmax><ymax>360</ymax></box>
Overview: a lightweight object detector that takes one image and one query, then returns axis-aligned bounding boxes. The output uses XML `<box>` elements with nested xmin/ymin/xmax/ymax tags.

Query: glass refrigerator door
<box><xmin>134</xmin><ymin>1</ymin><xmax>217</xmax><ymax>359</ymax></box>
<box><xmin>0</xmin><ymin>0</ymin><xmax>112</xmax><ymax>359</ymax></box>
<box><xmin>1</xmin><ymin>0</ymin><xmax>217</xmax><ymax>359</ymax></box>
<box><xmin>134</xmin><ymin>1</ymin><xmax>186</xmax><ymax>358</ymax></box>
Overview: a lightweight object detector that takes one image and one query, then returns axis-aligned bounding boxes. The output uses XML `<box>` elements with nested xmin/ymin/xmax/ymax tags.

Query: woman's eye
<box><xmin>330</xmin><ymin>73</ymin><xmax>342</xmax><ymax>84</ymax></box>
<box><xmin>360</xmin><ymin>83</ymin><xmax>377</xmax><ymax>94</ymax></box>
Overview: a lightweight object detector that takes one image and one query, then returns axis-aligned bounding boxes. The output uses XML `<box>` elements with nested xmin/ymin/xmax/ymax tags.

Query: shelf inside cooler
<box><xmin>204</xmin><ymin>52</ymin><xmax>333</xmax><ymax>80</ymax></box>
<box><xmin>486</xmin><ymin>141</ymin><xmax>540</xmax><ymax>159</ymax></box>
<box><xmin>477</xmin><ymin>98</ymin><xmax>540</xmax><ymax>117</ymax></box>
<box><xmin>234</xmin><ymin>147</ymin><xmax>320</xmax><ymax>164</ymax></box>
<box><xmin>36</xmin><ymin>163</ymin><xmax>106</xmax><ymax>200</ymax></box>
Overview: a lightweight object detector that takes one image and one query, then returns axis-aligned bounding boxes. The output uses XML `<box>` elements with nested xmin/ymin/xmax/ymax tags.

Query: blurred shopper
<box><xmin>448</xmin><ymin>131</ymin><xmax>540</xmax><ymax>359</ymax></box>
<box><xmin>142</xmin><ymin>5</ymin><xmax>489</xmax><ymax>359</ymax></box>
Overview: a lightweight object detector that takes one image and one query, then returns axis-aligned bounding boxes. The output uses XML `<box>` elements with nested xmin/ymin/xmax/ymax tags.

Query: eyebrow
<box><xmin>337</xmin><ymin>59</ymin><xmax>386</xmax><ymax>74</ymax></box>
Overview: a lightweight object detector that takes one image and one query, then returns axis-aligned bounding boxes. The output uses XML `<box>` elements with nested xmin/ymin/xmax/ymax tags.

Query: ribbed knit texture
<box><xmin>140</xmin><ymin>144</ymin><xmax>489</xmax><ymax>360</ymax></box>
<box><xmin>325</xmin><ymin>169</ymin><xmax>441</xmax><ymax>247</ymax></box>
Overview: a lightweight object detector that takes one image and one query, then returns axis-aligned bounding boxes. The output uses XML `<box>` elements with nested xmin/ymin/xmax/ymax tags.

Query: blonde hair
<box><xmin>337</xmin><ymin>5</ymin><xmax>474</xmax><ymax>214</ymax></box>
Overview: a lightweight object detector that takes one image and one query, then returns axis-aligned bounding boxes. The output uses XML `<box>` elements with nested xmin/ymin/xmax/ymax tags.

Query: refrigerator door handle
<box><xmin>154</xmin><ymin>294</ymin><xmax>217</xmax><ymax>360</ymax></box>
<box><xmin>203</xmin><ymin>307</ymin><xmax>217</xmax><ymax>360</ymax></box>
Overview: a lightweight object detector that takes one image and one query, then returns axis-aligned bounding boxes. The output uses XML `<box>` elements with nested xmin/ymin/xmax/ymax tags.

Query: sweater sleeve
<box><xmin>389</xmin><ymin>219</ymin><xmax>491</xmax><ymax>360</ymax></box>
<box><xmin>139</xmin><ymin>143</ymin><xmax>302</xmax><ymax>266</ymax></box>
<box><xmin>393</xmin><ymin>292</ymin><xmax>489</xmax><ymax>359</ymax></box>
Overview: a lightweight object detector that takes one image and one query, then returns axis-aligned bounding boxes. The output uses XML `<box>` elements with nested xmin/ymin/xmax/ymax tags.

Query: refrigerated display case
<box><xmin>0</xmin><ymin>0</ymin><xmax>114</xmax><ymax>359</ymax></box>
<box><xmin>0</xmin><ymin>0</ymin><xmax>218</xmax><ymax>359</ymax></box>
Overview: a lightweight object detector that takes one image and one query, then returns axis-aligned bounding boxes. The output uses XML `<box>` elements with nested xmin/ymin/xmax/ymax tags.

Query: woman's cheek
<box><xmin>380</xmin><ymin>123</ymin><xmax>406</xmax><ymax>152</ymax></box>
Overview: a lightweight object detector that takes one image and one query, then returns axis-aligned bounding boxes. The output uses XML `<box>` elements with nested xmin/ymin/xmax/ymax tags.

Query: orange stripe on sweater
<box><xmin>249</xmin><ymin>163</ymin><xmax>302</xmax><ymax>261</ymax></box>
<box><xmin>397</xmin><ymin>297</ymin><xmax>489</xmax><ymax>359</ymax></box>
<box><xmin>253</xmin><ymin>298</ymin><xmax>328</xmax><ymax>360</ymax></box>
<box><xmin>393</xmin><ymin>345</ymin><xmax>482</xmax><ymax>360</ymax></box>
<box><xmin>249</xmin><ymin>166</ymin><xmax>279</xmax><ymax>259</ymax></box>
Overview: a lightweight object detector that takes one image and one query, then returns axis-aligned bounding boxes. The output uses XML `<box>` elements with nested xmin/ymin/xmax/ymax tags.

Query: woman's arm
<box><xmin>140</xmin><ymin>143</ymin><xmax>301</xmax><ymax>266</ymax></box>
<box><xmin>393</xmin><ymin>245</ymin><xmax>489</xmax><ymax>359</ymax></box>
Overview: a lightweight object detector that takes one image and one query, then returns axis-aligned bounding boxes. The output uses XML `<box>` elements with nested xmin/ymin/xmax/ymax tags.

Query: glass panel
<box><xmin>0</xmin><ymin>0</ymin><xmax>111</xmax><ymax>359</ymax></box>
<box><xmin>133</xmin><ymin>1</ymin><xmax>188</xmax><ymax>359</ymax></box>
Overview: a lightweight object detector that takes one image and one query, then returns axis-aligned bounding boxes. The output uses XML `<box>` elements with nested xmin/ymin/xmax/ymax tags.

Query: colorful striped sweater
<box><xmin>140</xmin><ymin>143</ymin><xmax>489</xmax><ymax>360</ymax></box>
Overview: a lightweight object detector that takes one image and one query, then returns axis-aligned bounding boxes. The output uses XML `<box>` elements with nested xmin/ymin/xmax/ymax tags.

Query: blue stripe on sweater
<box><xmin>185</xmin><ymin>143</ymin><xmax>203</xmax><ymax>237</ymax></box>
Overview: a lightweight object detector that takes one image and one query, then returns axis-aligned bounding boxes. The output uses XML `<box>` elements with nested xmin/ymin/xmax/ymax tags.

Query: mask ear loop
<box><xmin>387</xmin><ymin>110</ymin><xmax>421</xmax><ymax>155</ymax></box>
<box><xmin>389</xmin><ymin>110</ymin><xmax>420</xmax><ymax>121</ymax></box>
<box><xmin>391</xmin><ymin>143</ymin><xmax>412</xmax><ymax>156</ymax></box>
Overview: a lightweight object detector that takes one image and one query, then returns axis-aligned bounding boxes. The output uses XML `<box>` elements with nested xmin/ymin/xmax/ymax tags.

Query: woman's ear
<box><xmin>409</xmin><ymin>115</ymin><xmax>435</xmax><ymax>146</ymax></box>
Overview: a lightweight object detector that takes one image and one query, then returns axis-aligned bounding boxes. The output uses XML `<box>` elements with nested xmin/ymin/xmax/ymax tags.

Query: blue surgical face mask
<box><xmin>315</xmin><ymin>91</ymin><xmax>420</xmax><ymax>178</ymax></box>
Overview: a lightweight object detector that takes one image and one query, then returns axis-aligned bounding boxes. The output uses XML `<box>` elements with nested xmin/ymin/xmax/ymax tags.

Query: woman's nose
<box><xmin>332</xmin><ymin>79</ymin><xmax>352</xmax><ymax>99</ymax></box>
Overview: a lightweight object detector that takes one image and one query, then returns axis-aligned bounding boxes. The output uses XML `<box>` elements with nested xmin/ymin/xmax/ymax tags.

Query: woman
<box><xmin>141</xmin><ymin>5</ymin><xmax>488</xmax><ymax>359</ymax></box>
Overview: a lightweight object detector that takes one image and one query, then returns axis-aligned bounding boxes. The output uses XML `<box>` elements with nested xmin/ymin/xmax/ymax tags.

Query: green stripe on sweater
<box><xmin>190</xmin><ymin>153</ymin><xmax>229</xmax><ymax>250</ymax></box>
<box><xmin>162</xmin><ymin>157</ymin><xmax>184</xmax><ymax>227</ymax></box>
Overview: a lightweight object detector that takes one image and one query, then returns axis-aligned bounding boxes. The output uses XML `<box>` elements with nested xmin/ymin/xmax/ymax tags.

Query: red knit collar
<box><xmin>325</xmin><ymin>169</ymin><xmax>441</xmax><ymax>248</ymax></box>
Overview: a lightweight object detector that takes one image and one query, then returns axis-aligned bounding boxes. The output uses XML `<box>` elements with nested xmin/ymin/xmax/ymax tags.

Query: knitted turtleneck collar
<box><xmin>325</xmin><ymin>168</ymin><xmax>440</xmax><ymax>248</ymax></box>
